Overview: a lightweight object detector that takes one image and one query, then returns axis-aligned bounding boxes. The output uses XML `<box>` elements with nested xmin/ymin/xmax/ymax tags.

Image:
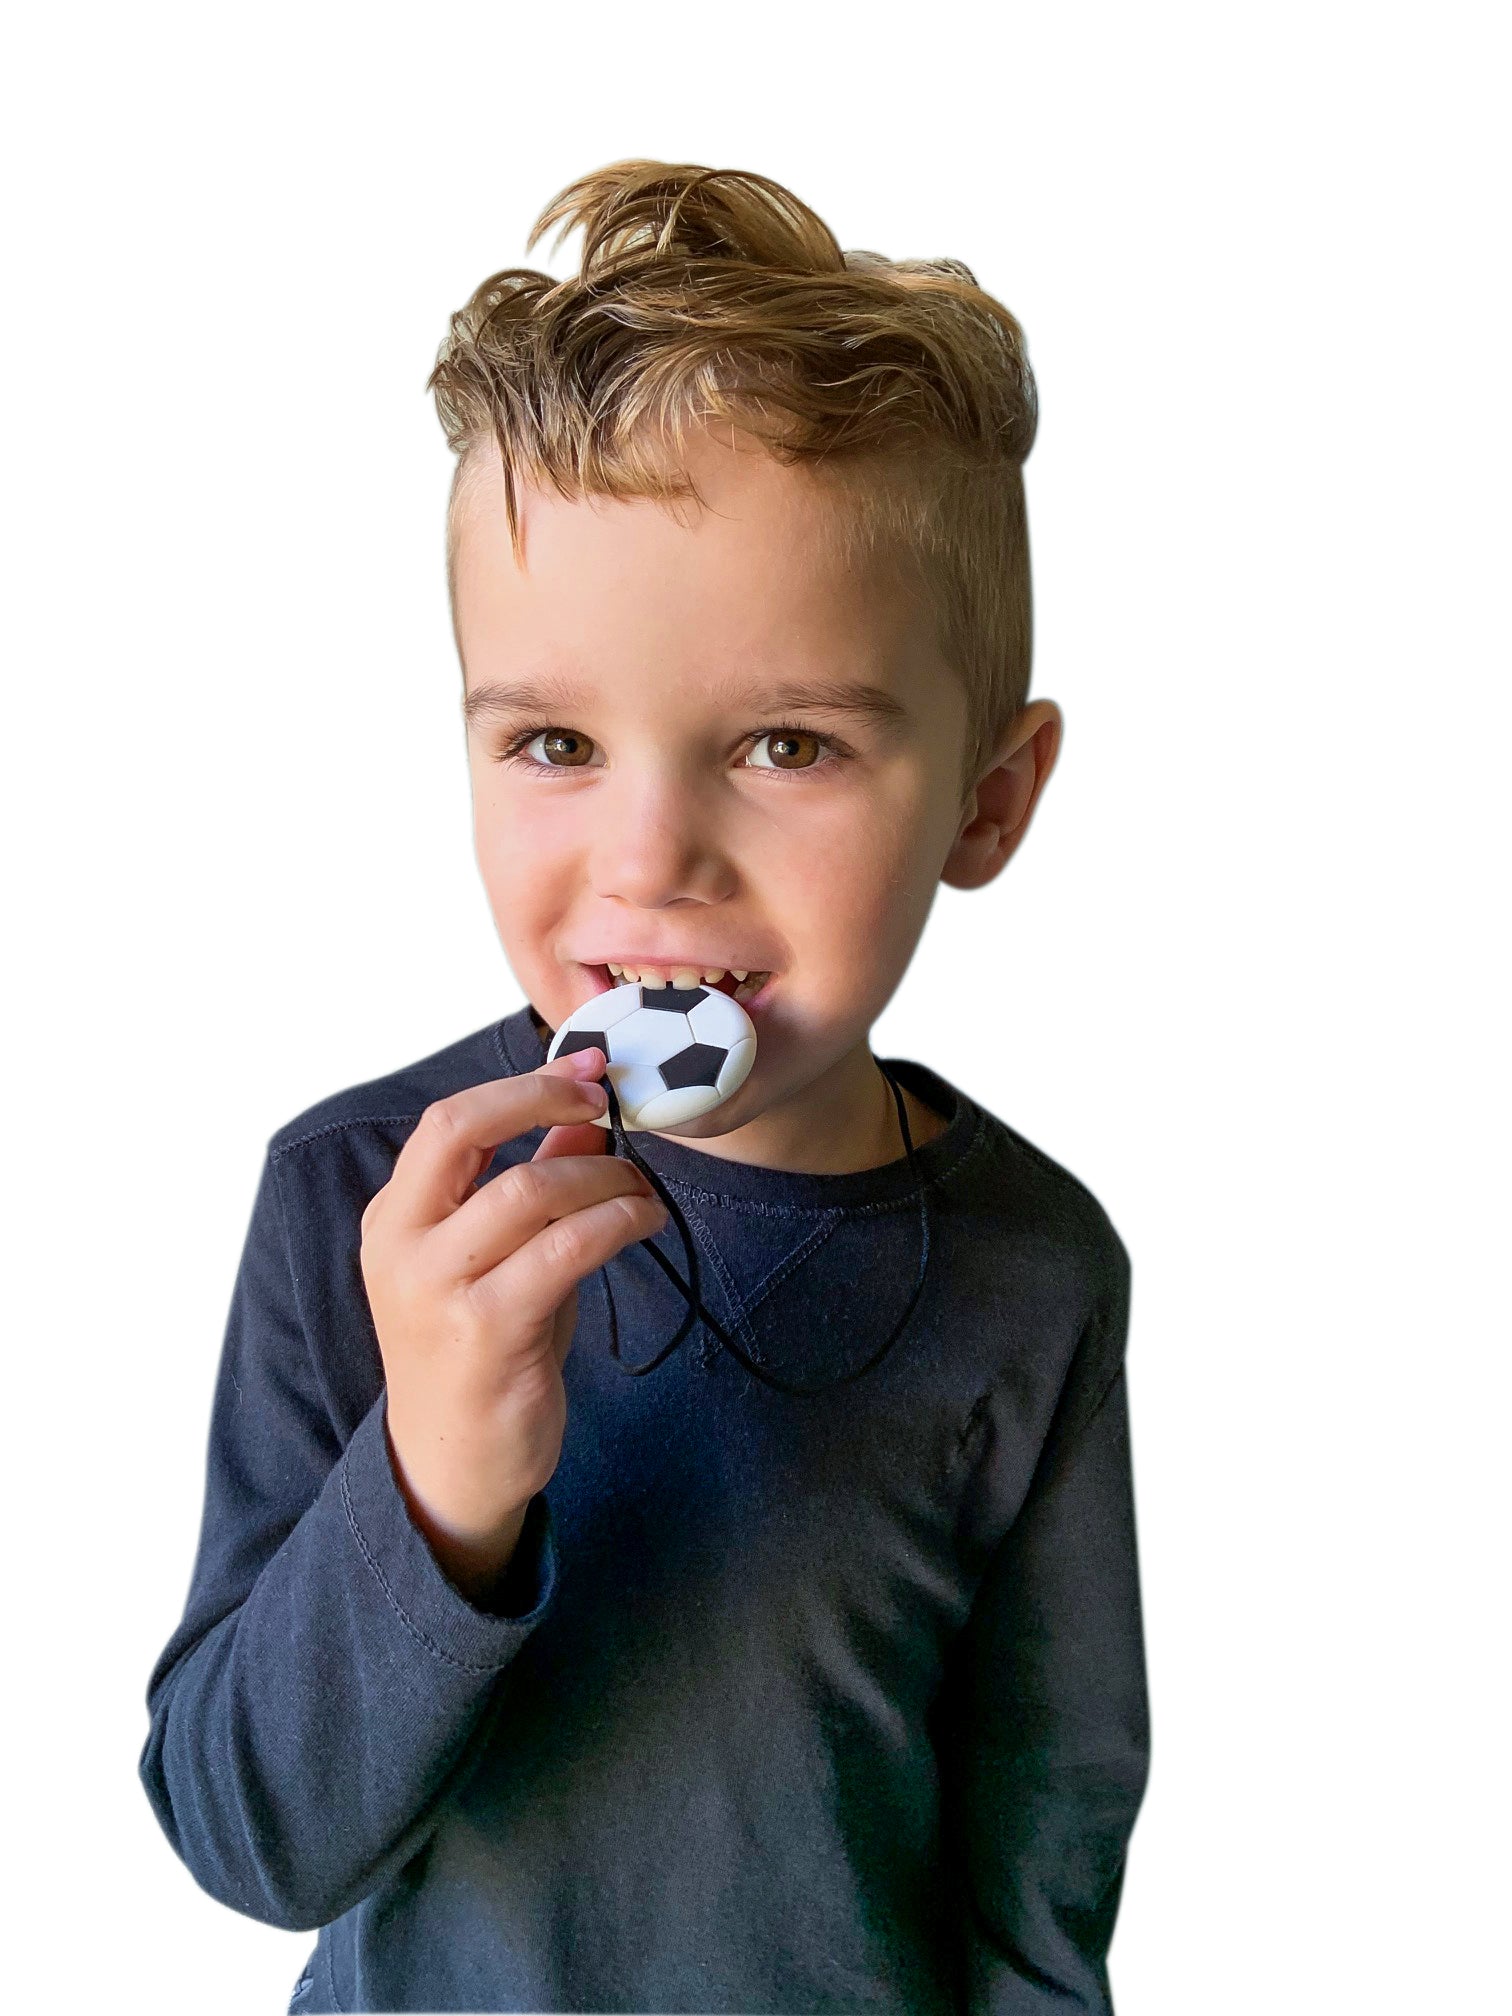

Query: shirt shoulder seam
<box><xmin>270</xmin><ymin>1111</ymin><xmax>429</xmax><ymax>1160</ymax></box>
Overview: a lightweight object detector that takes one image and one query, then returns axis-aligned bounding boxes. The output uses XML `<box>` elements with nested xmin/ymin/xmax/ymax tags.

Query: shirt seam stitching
<box><xmin>271</xmin><ymin>1113</ymin><xmax>428</xmax><ymax>1159</ymax></box>
<box><xmin>338</xmin><ymin>1458</ymin><xmax>529</xmax><ymax>1675</ymax></box>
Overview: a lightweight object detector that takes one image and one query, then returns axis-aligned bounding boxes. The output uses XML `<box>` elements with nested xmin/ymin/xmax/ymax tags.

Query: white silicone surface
<box><xmin>545</xmin><ymin>981</ymin><xmax>757</xmax><ymax>1130</ymax></box>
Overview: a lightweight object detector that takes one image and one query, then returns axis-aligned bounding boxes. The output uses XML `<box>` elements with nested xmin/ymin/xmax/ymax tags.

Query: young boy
<box><xmin>139</xmin><ymin>160</ymin><xmax>1149</xmax><ymax>2014</ymax></box>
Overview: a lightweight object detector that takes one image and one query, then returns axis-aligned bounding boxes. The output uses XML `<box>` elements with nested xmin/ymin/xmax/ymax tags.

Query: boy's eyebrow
<box><xmin>462</xmin><ymin>673</ymin><xmax>911</xmax><ymax>730</ymax></box>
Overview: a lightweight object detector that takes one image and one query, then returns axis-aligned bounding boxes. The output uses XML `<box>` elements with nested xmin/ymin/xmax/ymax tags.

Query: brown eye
<box><xmin>532</xmin><ymin>728</ymin><xmax>595</xmax><ymax>768</ymax></box>
<box><xmin>748</xmin><ymin>728</ymin><xmax>823</xmax><ymax>772</ymax></box>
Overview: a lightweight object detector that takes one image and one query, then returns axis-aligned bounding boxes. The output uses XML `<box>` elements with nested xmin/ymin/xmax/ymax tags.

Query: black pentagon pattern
<box><xmin>640</xmin><ymin>985</ymin><xmax>709</xmax><ymax>1014</ymax></box>
<box><xmin>555</xmin><ymin>1028</ymin><xmax>608</xmax><ymax>1058</ymax></box>
<box><xmin>659</xmin><ymin>1041</ymin><xmax>729</xmax><ymax>1091</ymax></box>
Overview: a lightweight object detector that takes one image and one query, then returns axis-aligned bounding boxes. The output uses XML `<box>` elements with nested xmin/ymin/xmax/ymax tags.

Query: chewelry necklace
<box><xmin>528</xmin><ymin>1005</ymin><xmax>934</xmax><ymax>1397</ymax></box>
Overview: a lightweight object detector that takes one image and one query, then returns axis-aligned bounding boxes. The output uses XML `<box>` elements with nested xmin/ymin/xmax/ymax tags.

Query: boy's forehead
<box><xmin>451</xmin><ymin>434</ymin><xmax>927</xmax><ymax>695</ymax></box>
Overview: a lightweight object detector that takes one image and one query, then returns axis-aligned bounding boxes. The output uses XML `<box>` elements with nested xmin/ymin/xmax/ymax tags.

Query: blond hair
<box><xmin>428</xmin><ymin>160</ymin><xmax>1037</xmax><ymax>798</ymax></box>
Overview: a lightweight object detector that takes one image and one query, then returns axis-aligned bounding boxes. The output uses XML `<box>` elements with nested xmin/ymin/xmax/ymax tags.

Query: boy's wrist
<box><xmin>384</xmin><ymin>1414</ymin><xmax>533</xmax><ymax>1605</ymax></box>
<box><xmin>422</xmin><ymin>1499</ymin><xmax>532</xmax><ymax>1610</ymax></box>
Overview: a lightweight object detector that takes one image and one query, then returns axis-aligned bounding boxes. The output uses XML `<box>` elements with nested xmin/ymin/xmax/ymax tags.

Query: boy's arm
<box><xmin>137</xmin><ymin>1145</ymin><xmax>558</xmax><ymax>1933</ymax></box>
<box><xmin>939</xmin><ymin>1267</ymin><xmax>1151</xmax><ymax>2013</ymax></box>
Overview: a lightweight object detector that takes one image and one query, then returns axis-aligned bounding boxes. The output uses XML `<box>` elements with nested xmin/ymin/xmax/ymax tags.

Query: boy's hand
<box><xmin>359</xmin><ymin>1048</ymin><xmax>667</xmax><ymax>1600</ymax></box>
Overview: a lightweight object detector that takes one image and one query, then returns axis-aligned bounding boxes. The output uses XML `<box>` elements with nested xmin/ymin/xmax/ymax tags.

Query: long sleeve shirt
<box><xmin>138</xmin><ymin>1004</ymin><xmax>1150</xmax><ymax>2014</ymax></box>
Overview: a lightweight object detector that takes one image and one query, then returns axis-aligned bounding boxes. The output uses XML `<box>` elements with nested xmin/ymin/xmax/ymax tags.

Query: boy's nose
<box><xmin>588</xmin><ymin>803</ymin><xmax>736</xmax><ymax>910</ymax></box>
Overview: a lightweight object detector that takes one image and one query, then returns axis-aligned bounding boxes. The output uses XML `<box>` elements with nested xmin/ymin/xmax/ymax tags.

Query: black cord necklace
<box><xmin>595</xmin><ymin>1062</ymin><xmax>933</xmax><ymax>1396</ymax></box>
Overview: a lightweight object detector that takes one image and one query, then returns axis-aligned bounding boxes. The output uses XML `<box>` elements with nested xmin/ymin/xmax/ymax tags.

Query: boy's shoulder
<box><xmin>972</xmin><ymin>1099</ymin><xmax>1129</xmax><ymax>1279</ymax></box>
<box><xmin>943</xmin><ymin>1074</ymin><xmax>1133</xmax><ymax>1364</ymax></box>
<box><xmin>266</xmin><ymin>1014</ymin><xmax>513</xmax><ymax>1162</ymax></box>
<box><xmin>947</xmin><ymin>1094</ymin><xmax>1136</xmax><ymax>1429</ymax></box>
<box><xmin>908</xmin><ymin>1047</ymin><xmax>1127</xmax><ymax>1280</ymax></box>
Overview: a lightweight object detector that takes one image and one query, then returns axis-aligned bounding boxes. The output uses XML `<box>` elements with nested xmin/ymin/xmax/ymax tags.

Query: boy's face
<box><xmin>453</xmin><ymin>426</ymin><xmax>1033</xmax><ymax>1166</ymax></box>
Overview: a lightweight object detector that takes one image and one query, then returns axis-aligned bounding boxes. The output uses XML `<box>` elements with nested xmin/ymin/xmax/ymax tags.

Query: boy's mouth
<box><xmin>574</xmin><ymin>961</ymin><xmax>776</xmax><ymax>1011</ymax></box>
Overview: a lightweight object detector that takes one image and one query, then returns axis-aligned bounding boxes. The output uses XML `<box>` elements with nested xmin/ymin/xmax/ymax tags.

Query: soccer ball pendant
<box><xmin>545</xmin><ymin>980</ymin><xmax>757</xmax><ymax>1132</ymax></box>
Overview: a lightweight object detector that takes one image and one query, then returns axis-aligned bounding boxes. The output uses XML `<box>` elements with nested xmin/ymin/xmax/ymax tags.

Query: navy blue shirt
<box><xmin>139</xmin><ymin>1006</ymin><xmax>1149</xmax><ymax>2014</ymax></box>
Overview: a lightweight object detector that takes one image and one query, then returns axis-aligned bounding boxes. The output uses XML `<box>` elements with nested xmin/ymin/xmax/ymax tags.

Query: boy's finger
<box><xmin>533</xmin><ymin>1120</ymin><xmax>611</xmax><ymax>1162</ymax></box>
<box><xmin>474</xmin><ymin>1188</ymin><xmax>672</xmax><ymax>1330</ymax></box>
<box><xmin>384</xmin><ymin>1051</ymin><xmax>607</xmax><ymax>1229</ymax></box>
<box><xmin>429</xmin><ymin>1146</ymin><xmax>654</xmax><ymax>1284</ymax></box>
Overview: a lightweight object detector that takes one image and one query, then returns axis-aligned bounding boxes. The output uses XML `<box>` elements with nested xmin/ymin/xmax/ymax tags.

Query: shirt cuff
<box><xmin>339</xmin><ymin>1392</ymin><xmax>558</xmax><ymax>1671</ymax></box>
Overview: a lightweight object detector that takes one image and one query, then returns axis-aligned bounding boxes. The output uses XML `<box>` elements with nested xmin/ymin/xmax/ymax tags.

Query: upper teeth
<box><xmin>606</xmin><ymin>962</ymin><xmax>768</xmax><ymax>999</ymax></box>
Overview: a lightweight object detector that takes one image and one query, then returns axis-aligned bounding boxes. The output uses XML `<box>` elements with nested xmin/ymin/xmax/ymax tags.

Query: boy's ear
<box><xmin>941</xmin><ymin>700</ymin><xmax>1063</xmax><ymax>891</ymax></box>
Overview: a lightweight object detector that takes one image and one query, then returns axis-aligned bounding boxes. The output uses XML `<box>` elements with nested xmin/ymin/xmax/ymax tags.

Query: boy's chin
<box><xmin>639</xmin><ymin>1105</ymin><xmax>744</xmax><ymax>1143</ymax></box>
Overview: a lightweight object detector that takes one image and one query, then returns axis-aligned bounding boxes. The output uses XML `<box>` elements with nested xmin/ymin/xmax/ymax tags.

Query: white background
<box><xmin>5</xmin><ymin>4</ymin><xmax>1506</xmax><ymax>2011</ymax></box>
